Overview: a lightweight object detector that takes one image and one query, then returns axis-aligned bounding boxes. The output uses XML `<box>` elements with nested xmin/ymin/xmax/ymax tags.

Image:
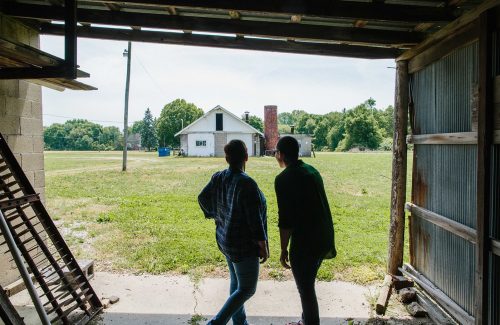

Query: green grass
<box><xmin>45</xmin><ymin>151</ymin><xmax>411</xmax><ymax>283</ymax></box>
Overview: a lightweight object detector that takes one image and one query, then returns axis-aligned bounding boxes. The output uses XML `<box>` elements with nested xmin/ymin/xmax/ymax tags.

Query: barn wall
<box><xmin>411</xmin><ymin>41</ymin><xmax>478</xmax><ymax>317</ymax></box>
<box><xmin>187</xmin><ymin>133</ymin><xmax>214</xmax><ymax>156</ymax></box>
<box><xmin>226</xmin><ymin>133</ymin><xmax>253</xmax><ymax>156</ymax></box>
<box><xmin>0</xmin><ymin>15</ymin><xmax>45</xmax><ymax>286</ymax></box>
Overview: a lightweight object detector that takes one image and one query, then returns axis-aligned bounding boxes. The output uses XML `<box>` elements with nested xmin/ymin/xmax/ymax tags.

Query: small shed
<box><xmin>280</xmin><ymin>133</ymin><xmax>313</xmax><ymax>157</ymax></box>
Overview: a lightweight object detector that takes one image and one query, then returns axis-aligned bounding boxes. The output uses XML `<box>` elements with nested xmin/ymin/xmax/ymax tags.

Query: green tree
<box><xmin>278</xmin><ymin>112</ymin><xmax>294</xmax><ymax>125</ymax></box>
<box><xmin>44</xmin><ymin>119</ymin><xmax>124</xmax><ymax>151</ymax></box>
<box><xmin>141</xmin><ymin>108</ymin><xmax>158</xmax><ymax>151</ymax></box>
<box><xmin>130</xmin><ymin>120</ymin><xmax>145</xmax><ymax>135</ymax></box>
<box><xmin>242</xmin><ymin>114</ymin><xmax>263</xmax><ymax>132</ymax></box>
<box><xmin>156</xmin><ymin>99</ymin><xmax>204</xmax><ymax>147</ymax></box>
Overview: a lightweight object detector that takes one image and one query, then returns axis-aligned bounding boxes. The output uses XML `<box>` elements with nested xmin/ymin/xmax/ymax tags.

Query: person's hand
<box><xmin>258</xmin><ymin>240</ymin><xmax>269</xmax><ymax>264</ymax></box>
<box><xmin>280</xmin><ymin>249</ymin><xmax>291</xmax><ymax>269</ymax></box>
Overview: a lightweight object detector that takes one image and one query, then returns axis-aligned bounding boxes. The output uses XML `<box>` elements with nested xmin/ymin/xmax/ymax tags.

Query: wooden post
<box><xmin>387</xmin><ymin>60</ymin><xmax>409</xmax><ymax>275</ymax></box>
<box><xmin>476</xmin><ymin>9</ymin><xmax>494</xmax><ymax>325</ymax></box>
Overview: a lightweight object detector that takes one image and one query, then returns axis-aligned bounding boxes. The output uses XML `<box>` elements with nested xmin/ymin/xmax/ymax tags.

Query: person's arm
<box><xmin>241</xmin><ymin>181</ymin><xmax>269</xmax><ymax>263</ymax></box>
<box><xmin>198</xmin><ymin>174</ymin><xmax>216</xmax><ymax>219</ymax></box>
<box><xmin>279</xmin><ymin>228</ymin><xmax>292</xmax><ymax>269</ymax></box>
<box><xmin>274</xmin><ymin>176</ymin><xmax>297</xmax><ymax>269</ymax></box>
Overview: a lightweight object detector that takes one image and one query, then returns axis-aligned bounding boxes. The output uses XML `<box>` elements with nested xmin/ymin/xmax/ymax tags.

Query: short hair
<box><xmin>224</xmin><ymin>140</ymin><xmax>247</xmax><ymax>166</ymax></box>
<box><xmin>277</xmin><ymin>136</ymin><xmax>299</xmax><ymax>163</ymax></box>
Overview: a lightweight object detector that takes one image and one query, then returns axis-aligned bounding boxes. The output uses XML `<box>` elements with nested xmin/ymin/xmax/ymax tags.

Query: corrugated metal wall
<box><xmin>411</xmin><ymin>42</ymin><xmax>478</xmax><ymax>315</ymax></box>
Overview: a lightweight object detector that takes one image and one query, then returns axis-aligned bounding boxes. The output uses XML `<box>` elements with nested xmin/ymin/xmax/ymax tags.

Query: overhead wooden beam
<box><xmin>64</xmin><ymin>0</ymin><xmax>459</xmax><ymax>23</ymax></box>
<box><xmin>40</xmin><ymin>23</ymin><xmax>401</xmax><ymax>59</ymax></box>
<box><xmin>408</xmin><ymin>20</ymin><xmax>479</xmax><ymax>73</ymax></box>
<box><xmin>399</xmin><ymin>0</ymin><xmax>500</xmax><ymax>61</ymax></box>
<box><xmin>4</xmin><ymin>3</ymin><xmax>424</xmax><ymax>46</ymax></box>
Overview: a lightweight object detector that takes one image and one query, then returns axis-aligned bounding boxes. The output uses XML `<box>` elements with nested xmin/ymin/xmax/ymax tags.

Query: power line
<box><xmin>43</xmin><ymin>113</ymin><xmax>134</xmax><ymax>125</ymax></box>
<box><xmin>134</xmin><ymin>53</ymin><xmax>164</xmax><ymax>96</ymax></box>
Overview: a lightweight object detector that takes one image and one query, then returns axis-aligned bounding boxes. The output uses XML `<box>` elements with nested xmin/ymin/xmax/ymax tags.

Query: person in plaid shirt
<box><xmin>199</xmin><ymin>139</ymin><xmax>268</xmax><ymax>325</ymax></box>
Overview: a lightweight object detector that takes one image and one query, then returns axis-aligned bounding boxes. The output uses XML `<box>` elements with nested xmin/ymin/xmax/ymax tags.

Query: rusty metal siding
<box><xmin>410</xmin><ymin>41</ymin><xmax>480</xmax><ymax>317</ymax></box>
<box><xmin>413</xmin><ymin>144</ymin><xmax>477</xmax><ymax>314</ymax></box>
<box><xmin>412</xmin><ymin>41</ymin><xmax>478</xmax><ymax>134</ymax></box>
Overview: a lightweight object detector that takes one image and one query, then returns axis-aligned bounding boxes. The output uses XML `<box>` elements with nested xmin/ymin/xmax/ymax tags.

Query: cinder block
<box><xmin>35</xmin><ymin>188</ymin><xmax>45</xmax><ymax>204</ymax></box>
<box><xmin>24</xmin><ymin>170</ymin><xmax>35</xmax><ymax>186</ymax></box>
<box><xmin>31</xmin><ymin>101</ymin><xmax>42</xmax><ymax>120</ymax></box>
<box><xmin>20</xmin><ymin>117</ymin><xmax>43</xmax><ymax>136</ymax></box>
<box><xmin>0</xmin><ymin>115</ymin><xmax>21</xmax><ymax>135</ymax></box>
<box><xmin>19</xmin><ymin>81</ymin><xmax>42</xmax><ymax>103</ymax></box>
<box><xmin>7</xmin><ymin>134</ymin><xmax>33</xmax><ymax>153</ymax></box>
<box><xmin>33</xmin><ymin>135</ymin><xmax>44</xmax><ymax>153</ymax></box>
<box><xmin>21</xmin><ymin>153</ymin><xmax>44</xmax><ymax>171</ymax></box>
<box><xmin>6</xmin><ymin>97</ymin><xmax>32</xmax><ymax>118</ymax></box>
<box><xmin>0</xmin><ymin>80</ymin><xmax>19</xmax><ymax>98</ymax></box>
<box><xmin>34</xmin><ymin>170</ymin><xmax>45</xmax><ymax>188</ymax></box>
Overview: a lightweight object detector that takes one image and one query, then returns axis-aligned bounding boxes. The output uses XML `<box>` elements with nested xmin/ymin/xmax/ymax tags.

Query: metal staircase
<box><xmin>0</xmin><ymin>132</ymin><xmax>102</xmax><ymax>324</ymax></box>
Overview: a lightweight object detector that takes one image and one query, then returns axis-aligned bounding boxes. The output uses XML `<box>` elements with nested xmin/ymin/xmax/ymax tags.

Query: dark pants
<box><xmin>290</xmin><ymin>250</ymin><xmax>324</xmax><ymax>325</ymax></box>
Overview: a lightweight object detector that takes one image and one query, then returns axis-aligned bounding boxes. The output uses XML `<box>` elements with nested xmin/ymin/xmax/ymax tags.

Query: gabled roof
<box><xmin>175</xmin><ymin>105</ymin><xmax>264</xmax><ymax>137</ymax></box>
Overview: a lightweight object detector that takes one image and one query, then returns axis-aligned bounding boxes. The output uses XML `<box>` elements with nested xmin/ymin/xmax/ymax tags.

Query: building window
<box><xmin>216</xmin><ymin>113</ymin><xmax>223</xmax><ymax>131</ymax></box>
<box><xmin>196</xmin><ymin>140</ymin><xmax>207</xmax><ymax>147</ymax></box>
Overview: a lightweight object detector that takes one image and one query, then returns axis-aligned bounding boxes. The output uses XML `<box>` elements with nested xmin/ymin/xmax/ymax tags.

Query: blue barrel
<box><xmin>158</xmin><ymin>147</ymin><xmax>170</xmax><ymax>157</ymax></box>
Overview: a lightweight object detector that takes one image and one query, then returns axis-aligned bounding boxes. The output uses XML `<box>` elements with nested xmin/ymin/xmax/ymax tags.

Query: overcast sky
<box><xmin>41</xmin><ymin>35</ymin><xmax>396</xmax><ymax>127</ymax></box>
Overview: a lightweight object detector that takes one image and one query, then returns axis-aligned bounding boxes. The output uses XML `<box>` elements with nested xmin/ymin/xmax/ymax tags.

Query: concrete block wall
<box><xmin>0</xmin><ymin>14</ymin><xmax>45</xmax><ymax>287</ymax></box>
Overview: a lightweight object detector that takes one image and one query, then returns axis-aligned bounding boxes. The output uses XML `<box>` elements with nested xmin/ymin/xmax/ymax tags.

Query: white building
<box><xmin>175</xmin><ymin>106</ymin><xmax>263</xmax><ymax>157</ymax></box>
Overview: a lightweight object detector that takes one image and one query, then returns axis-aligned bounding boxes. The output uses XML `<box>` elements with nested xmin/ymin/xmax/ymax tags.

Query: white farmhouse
<box><xmin>175</xmin><ymin>105</ymin><xmax>263</xmax><ymax>157</ymax></box>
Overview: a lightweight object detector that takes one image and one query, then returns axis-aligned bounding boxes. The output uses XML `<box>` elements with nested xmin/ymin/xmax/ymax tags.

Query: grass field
<box><xmin>44</xmin><ymin>151</ymin><xmax>411</xmax><ymax>284</ymax></box>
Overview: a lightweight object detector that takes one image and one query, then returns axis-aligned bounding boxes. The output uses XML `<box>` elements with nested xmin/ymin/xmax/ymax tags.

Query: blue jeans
<box><xmin>290</xmin><ymin>250</ymin><xmax>325</xmax><ymax>325</ymax></box>
<box><xmin>207</xmin><ymin>256</ymin><xmax>259</xmax><ymax>325</ymax></box>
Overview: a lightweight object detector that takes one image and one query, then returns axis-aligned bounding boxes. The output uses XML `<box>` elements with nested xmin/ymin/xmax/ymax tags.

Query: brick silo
<box><xmin>264</xmin><ymin>105</ymin><xmax>279</xmax><ymax>151</ymax></box>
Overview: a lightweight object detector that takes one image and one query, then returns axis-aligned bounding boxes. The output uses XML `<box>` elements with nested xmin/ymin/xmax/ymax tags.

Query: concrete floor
<box><xmin>8</xmin><ymin>272</ymin><xmax>429</xmax><ymax>325</ymax></box>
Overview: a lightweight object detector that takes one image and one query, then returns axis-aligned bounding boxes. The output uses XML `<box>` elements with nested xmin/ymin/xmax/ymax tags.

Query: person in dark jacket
<box><xmin>199</xmin><ymin>139</ymin><xmax>268</xmax><ymax>325</ymax></box>
<box><xmin>274</xmin><ymin>136</ymin><xmax>336</xmax><ymax>325</ymax></box>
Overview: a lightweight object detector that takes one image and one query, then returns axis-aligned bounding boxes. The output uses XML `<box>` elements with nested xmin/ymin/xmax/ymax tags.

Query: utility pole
<box><xmin>122</xmin><ymin>41</ymin><xmax>132</xmax><ymax>172</ymax></box>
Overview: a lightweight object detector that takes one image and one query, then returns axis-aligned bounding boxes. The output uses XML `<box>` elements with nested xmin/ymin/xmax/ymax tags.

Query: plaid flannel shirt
<box><xmin>198</xmin><ymin>168</ymin><xmax>267</xmax><ymax>262</ymax></box>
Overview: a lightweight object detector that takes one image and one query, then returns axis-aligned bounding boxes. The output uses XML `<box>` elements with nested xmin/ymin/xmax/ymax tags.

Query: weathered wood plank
<box><xmin>398</xmin><ymin>0</ymin><xmax>500</xmax><ymax>61</ymax></box>
<box><xmin>406</xmin><ymin>202</ymin><xmax>477</xmax><ymax>244</ymax></box>
<box><xmin>401</xmin><ymin>264</ymin><xmax>475</xmax><ymax>325</ymax></box>
<box><xmin>0</xmin><ymin>284</ymin><xmax>24</xmax><ymax>325</ymax></box>
<box><xmin>60</xmin><ymin>0</ymin><xmax>460</xmax><ymax>23</ymax></box>
<box><xmin>387</xmin><ymin>60</ymin><xmax>409</xmax><ymax>275</ymax></box>
<box><xmin>5</xmin><ymin>3</ymin><xmax>424</xmax><ymax>47</ymax></box>
<box><xmin>408</xmin><ymin>21</ymin><xmax>479</xmax><ymax>74</ymax></box>
<box><xmin>492</xmin><ymin>239</ymin><xmax>500</xmax><ymax>256</ymax></box>
<box><xmin>476</xmin><ymin>10</ymin><xmax>494</xmax><ymax>325</ymax></box>
<box><xmin>376</xmin><ymin>274</ymin><xmax>393</xmax><ymax>315</ymax></box>
<box><xmin>407</xmin><ymin>132</ymin><xmax>478</xmax><ymax>144</ymax></box>
<box><xmin>40</xmin><ymin>24</ymin><xmax>401</xmax><ymax>59</ymax></box>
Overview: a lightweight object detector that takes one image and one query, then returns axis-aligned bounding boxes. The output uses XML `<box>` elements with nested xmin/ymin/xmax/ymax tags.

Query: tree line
<box><xmin>44</xmin><ymin>98</ymin><xmax>394</xmax><ymax>152</ymax></box>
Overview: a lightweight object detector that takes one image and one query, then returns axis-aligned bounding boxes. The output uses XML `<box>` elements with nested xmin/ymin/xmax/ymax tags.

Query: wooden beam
<box><xmin>3</xmin><ymin>3</ymin><xmax>425</xmax><ymax>47</ymax></box>
<box><xmin>64</xmin><ymin>0</ymin><xmax>77</xmax><ymax>79</ymax></box>
<box><xmin>492</xmin><ymin>239</ymin><xmax>500</xmax><ymax>257</ymax></box>
<box><xmin>0</xmin><ymin>284</ymin><xmax>24</xmax><ymax>325</ymax></box>
<box><xmin>408</xmin><ymin>20</ymin><xmax>479</xmax><ymax>73</ymax></box>
<box><xmin>40</xmin><ymin>24</ymin><xmax>401</xmax><ymax>59</ymax></box>
<box><xmin>387</xmin><ymin>60</ymin><xmax>409</xmax><ymax>275</ymax></box>
<box><xmin>405</xmin><ymin>203</ymin><xmax>477</xmax><ymax>244</ymax></box>
<box><xmin>376</xmin><ymin>274</ymin><xmax>393</xmax><ymax>315</ymax></box>
<box><xmin>476</xmin><ymin>9</ymin><xmax>494</xmax><ymax>325</ymax></box>
<box><xmin>401</xmin><ymin>264</ymin><xmax>475</xmax><ymax>325</ymax></box>
<box><xmin>398</xmin><ymin>0</ymin><xmax>500</xmax><ymax>61</ymax></box>
<box><xmin>407</xmin><ymin>132</ymin><xmax>478</xmax><ymax>144</ymax></box>
<box><xmin>55</xmin><ymin>0</ymin><xmax>459</xmax><ymax>23</ymax></box>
